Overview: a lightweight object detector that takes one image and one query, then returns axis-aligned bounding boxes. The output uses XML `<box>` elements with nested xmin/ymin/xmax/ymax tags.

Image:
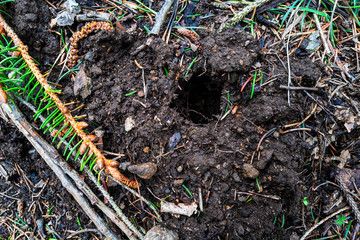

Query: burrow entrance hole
<box><xmin>171</xmin><ymin>73</ymin><xmax>224</xmax><ymax>124</ymax></box>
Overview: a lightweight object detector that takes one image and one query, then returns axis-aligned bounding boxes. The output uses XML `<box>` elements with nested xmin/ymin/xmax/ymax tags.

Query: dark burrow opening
<box><xmin>171</xmin><ymin>73</ymin><xmax>224</xmax><ymax>124</ymax></box>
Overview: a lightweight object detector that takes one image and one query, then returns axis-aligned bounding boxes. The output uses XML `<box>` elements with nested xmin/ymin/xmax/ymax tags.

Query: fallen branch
<box><xmin>279</xmin><ymin>85</ymin><xmax>318</xmax><ymax>91</ymax></box>
<box><xmin>150</xmin><ymin>0</ymin><xmax>174</xmax><ymax>35</ymax></box>
<box><xmin>336</xmin><ymin>170</ymin><xmax>360</xmax><ymax>223</ymax></box>
<box><xmin>14</xmin><ymin>95</ymin><xmax>144</xmax><ymax>239</ymax></box>
<box><xmin>0</xmin><ymin>99</ymin><xmax>120</xmax><ymax>240</ymax></box>
<box><xmin>219</xmin><ymin>0</ymin><xmax>272</xmax><ymax>31</ymax></box>
<box><xmin>300</xmin><ymin>206</ymin><xmax>349</xmax><ymax>240</ymax></box>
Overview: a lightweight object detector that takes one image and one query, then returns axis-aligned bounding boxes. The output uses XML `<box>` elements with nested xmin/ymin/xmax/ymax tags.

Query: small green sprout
<box><xmin>182</xmin><ymin>184</ymin><xmax>193</xmax><ymax>198</ymax></box>
<box><xmin>273</xmin><ymin>216</ymin><xmax>277</xmax><ymax>224</ymax></box>
<box><xmin>224</xmin><ymin>91</ymin><xmax>230</xmax><ymax>114</ymax></box>
<box><xmin>281</xmin><ymin>214</ymin><xmax>285</xmax><ymax>228</ymax></box>
<box><xmin>77</xmin><ymin>216</ymin><xmax>83</xmax><ymax>230</ymax></box>
<box><xmin>250</xmin><ymin>71</ymin><xmax>257</xmax><ymax>99</ymax></box>
<box><xmin>163</xmin><ymin>66</ymin><xmax>169</xmax><ymax>76</ymax></box>
<box><xmin>187</xmin><ymin>14</ymin><xmax>201</xmax><ymax>18</ymax></box>
<box><xmin>184</xmin><ymin>56</ymin><xmax>198</xmax><ymax>78</ymax></box>
<box><xmin>256</xmin><ymin>178</ymin><xmax>262</xmax><ymax>192</ymax></box>
<box><xmin>125</xmin><ymin>90</ymin><xmax>137</xmax><ymax>96</ymax></box>
<box><xmin>143</xmin><ymin>25</ymin><xmax>150</xmax><ymax>34</ymax></box>
<box><xmin>334</xmin><ymin>214</ymin><xmax>347</xmax><ymax>227</ymax></box>
<box><xmin>47</xmin><ymin>205</ymin><xmax>55</xmax><ymax>215</ymax></box>
<box><xmin>302</xmin><ymin>197</ymin><xmax>308</xmax><ymax>206</ymax></box>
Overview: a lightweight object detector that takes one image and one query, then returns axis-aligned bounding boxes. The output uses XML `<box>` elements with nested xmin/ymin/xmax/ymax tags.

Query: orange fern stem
<box><xmin>176</xmin><ymin>27</ymin><xmax>202</xmax><ymax>51</ymax></box>
<box><xmin>0</xmin><ymin>15</ymin><xmax>138</xmax><ymax>188</ymax></box>
<box><xmin>0</xmin><ymin>83</ymin><xmax>7</xmax><ymax>103</ymax></box>
<box><xmin>68</xmin><ymin>21</ymin><xmax>112</xmax><ymax>68</ymax></box>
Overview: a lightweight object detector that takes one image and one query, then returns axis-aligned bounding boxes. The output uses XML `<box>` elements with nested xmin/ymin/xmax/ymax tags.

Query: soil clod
<box><xmin>127</xmin><ymin>162</ymin><xmax>157</xmax><ymax>179</ymax></box>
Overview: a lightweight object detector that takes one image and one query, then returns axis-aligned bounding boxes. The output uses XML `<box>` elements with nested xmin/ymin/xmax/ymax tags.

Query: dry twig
<box><xmin>300</xmin><ymin>206</ymin><xmax>349</xmax><ymax>240</ymax></box>
<box><xmin>219</xmin><ymin>0</ymin><xmax>272</xmax><ymax>31</ymax></box>
<box><xmin>150</xmin><ymin>0</ymin><xmax>174</xmax><ymax>35</ymax></box>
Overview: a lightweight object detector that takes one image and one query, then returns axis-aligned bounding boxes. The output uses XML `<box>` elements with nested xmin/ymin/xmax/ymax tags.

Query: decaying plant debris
<box><xmin>0</xmin><ymin>0</ymin><xmax>360</xmax><ymax>239</ymax></box>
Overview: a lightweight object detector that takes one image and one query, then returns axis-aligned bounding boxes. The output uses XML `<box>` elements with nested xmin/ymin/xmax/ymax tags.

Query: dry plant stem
<box><xmin>279</xmin><ymin>85</ymin><xmax>318</xmax><ymax>91</ymax></box>
<box><xmin>299</xmin><ymin>206</ymin><xmax>349</xmax><ymax>240</ymax></box>
<box><xmin>67</xmin><ymin>229</ymin><xmax>99</xmax><ymax>238</ymax></box>
<box><xmin>0</xmin><ymin>15</ymin><xmax>137</xmax><ymax>188</ymax></box>
<box><xmin>56</xmin><ymin>160</ymin><xmax>140</xmax><ymax>240</ymax></box>
<box><xmin>351</xmin><ymin>223</ymin><xmax>360</xmax><ymax>240</ymax></box>
<box><xmin>84</xmin><ymin>166</ymin><xmax>145</xmax><ymax>239</ymax></box>
<box><xmin>0</xmin><ymin>82</ymin><xmax>7</xmax><ymax>103</ymax></box>
<box><xmin>15</xmin><ymin>95</ymin><xmax>144</xmax><ymax>239</ymax></box>
<box><xmin>284</xmin><ymin>104</ymin><xmax>317</xmax><ymax>128</ymax></box>
<box><xmin>326</xmin><ymin>0</ymin><xmax>338</xmax><ymax>45</ymax></box>
<box><xmin>220</xmin><ymin>0</ymin><xmax>272</xmax><ymax>31</ymax></box>
<box><xmin>285</xmin><ymin>39</ymin><xmax>292</xmax><ymax>105</ymax></box>
<box><xmin>109</xmin><ymin>175</ymin><xmax>162</xmax><ymax>221</ymax></box>
<box><xmin>336</xmin><ymin>172</ymin><xmax>360</xmax><ymax>222</ymax></box>
<box><xmin>0</xmin><ymin>100</ymin><xmax>120</xmax><ymax>240</ymax></box>
<box><xmin>150</xmin><ymin>0</ymin><xmax>174</xmax><ymax>35</ymax></box>
<box><xmin>314</xmin><ymin>14</ymin><xmax>330</xmax><ymax>54</ymax></box>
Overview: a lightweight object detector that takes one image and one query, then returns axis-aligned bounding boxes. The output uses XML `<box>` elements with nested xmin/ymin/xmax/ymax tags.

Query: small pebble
<box><xmin>176</xmin><ymin>165</ymin><xmax>183</xmax><ymax>173</ymax></box>
<box><xmin>127</xmin><ymin>162</ymin><xmax>157</xmax><ymax>179</ymax></box>
<box><xmin>234</xmin><ymin>224</ymin><xmax>245</xmax><ymax>236</ymax></box>
<box><xmin>74</xmin><ymin>67</ymin><xmax>92</xmax><ymax>99</ymax></box>
<box><xmin>241</xmin><ymin>209</ymin><xmax>251</xmax><ymax>217</ymax></box>
<box><xmin>118</xmin><ymin>161</ymin><xmax>131</xmax><ymax>171</ymax></box>
<box><xmin>273</xmin><ymin>131</ymin><xmax>280</xmax><ymax>138</ymax></box>
<box><xmin>232</xmin><ymin>172</ymin><xmax>241</xmax><ymax>182</ymax></box>
<box><xmin>242</xmin><ymin>163</ymin><xmax>259</xmax><ymax>179</ymax></box>
<box><xmin>137</xmin><ymin>90</ymin><xmax>144</xmax><ymax>97</ymax></box>
<box><xmin>125</xmin><ymin>116</ymin><xmax>135</xmax><ymax>132</ymax></box>
<box><xmin>144</xmin><ymin>226</ymin><xmax>179</xmax><ymax>240</ymax></box>
<box><xmin>143</xmin><ymin>146</ymin><xmax>150</xmax><ymax>153</ymax></box>
<box><xmin>169</xmin><ymin>132</ymin><xmax>181</xmax><ymax>153</ymax></box>
<box><xmin>173</xmin><ymin>179</ymin><xmax>184</xmax><ymax>186</ymax></box>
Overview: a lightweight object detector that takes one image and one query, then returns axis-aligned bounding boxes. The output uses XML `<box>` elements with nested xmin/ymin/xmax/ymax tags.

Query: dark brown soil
<box><xmin>2</xmin><ymin>0</ymin><xmax>358</xmax><ymax>239</ymax></box>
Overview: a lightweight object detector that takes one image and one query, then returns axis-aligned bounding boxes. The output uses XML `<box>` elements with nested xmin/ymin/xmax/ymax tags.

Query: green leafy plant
<box><xmin>334</xmin><ymin>214</ymin><xmax>347</xmax><ymax>227</ymax></box>
<box><xmin>302</xmin><ymin>197</ymin><xmax>308</xmax><ymax>206</ymax></box>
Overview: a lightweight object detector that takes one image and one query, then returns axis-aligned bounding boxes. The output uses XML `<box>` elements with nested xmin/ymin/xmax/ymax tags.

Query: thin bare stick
<box><xmin>237</xmin><ymin>191</ymin><xmax>281</xmax><ymax>200</ymax></box>
<box><xmin>336</xmin><ymin>171</ymin><xmax>360</xmax><ymax>222</ymax></box>
<box><xmin>66</xmin><ymin>229</ymin><xmax>99</xmax><ymax>238</ymax></box>
<box><xmin>300</xmin><ymin>206</ymin><xmax>349</xmax><ymax>240</ymax></box>
<box><xmin>0</xmin><ymin>99</ymin><xmax>120</xmax><ymax>240</ymax></box>
<box><xmin>219</xmin><ymin>0</ymin><xmax>272</xmax><ymax>31</ymax></box>
<box><xmin>109</xmin><ymin>176</ymin><xmax>162</xmax><ymax>221</ymax></box>
<box><xmin>15</xmin><ymin>95</ymin><xmax>143</xmax><ymax>239</ymax></box>
<box><xmin>314</xmin><ymin>14</ymin><xmax>330</xmax><ymax>54</ymax></box>
<box><xmin>84</xmin><ymin>166</ymin><xmax>145</xmax><ymax>239</ymax></box>
<box><xmin>150</xmin><ymin>0</ymin><xmax>174</xmax><ymax>35</ymax></box>
<box><xmin>285</xmin><ymin>39</ymin><xmax>292</xmax><ymax>106</ymax></box>
<box><xmin>326</xmin><ymin>0</ymin><xmax>338</xmax><ymax>45</ymax></box>
<box><xmin>279</xmin><ymin>85</ymin><xmax>318</xmax><ymax>91</ymax></box>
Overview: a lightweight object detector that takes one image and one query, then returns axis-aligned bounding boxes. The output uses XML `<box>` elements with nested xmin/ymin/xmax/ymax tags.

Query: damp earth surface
<box><xmin>0</xmin><ymin>0</ymin><xmax>355</xmax><ymax>239</ymax></box>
